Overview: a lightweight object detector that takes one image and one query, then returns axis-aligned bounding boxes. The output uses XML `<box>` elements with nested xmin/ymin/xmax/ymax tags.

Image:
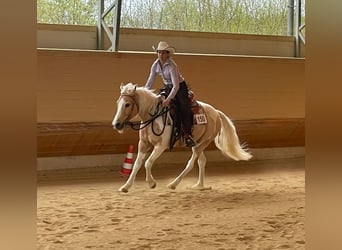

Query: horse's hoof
<box><xmin>118</xmin><ymin>187</ymin><xmax>128</xmax><ymax>193</ymax></box>
<box><xmin>150</xmin><ymin>182</ymin><xmax>156</xmax><ymax>189</ymax></box>
<box><xmin>187</xmin><ymin>185</ymin><xmax>212</xmax><ymax>191</ymax></box>
<box><xmin>167</xmin><ymin>184</ymin><xmax>176</xmax><ymax>190</ymax></box>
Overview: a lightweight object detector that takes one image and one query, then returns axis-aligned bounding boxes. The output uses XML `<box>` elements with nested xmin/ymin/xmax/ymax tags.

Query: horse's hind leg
<box><xmin>189</xmin><ymin>152</ymin><xmax>212</xmax><ymax>190</ymax></box>
<box><xmin>167</xmin><ymin>150</ymin><xmax>198</xmax><ymax>190</ymax></box>
<box><xmin>145</xmin><ymin>146</ymin><xmax>167</xmax><ymax>189</ymax></box>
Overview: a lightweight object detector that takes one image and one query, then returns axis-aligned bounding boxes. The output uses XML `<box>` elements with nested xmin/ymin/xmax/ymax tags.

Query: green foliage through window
<box><xmin>37</xmin><ymin>0</ymin><xmax>305</xmax><ymax>36</ymax></box>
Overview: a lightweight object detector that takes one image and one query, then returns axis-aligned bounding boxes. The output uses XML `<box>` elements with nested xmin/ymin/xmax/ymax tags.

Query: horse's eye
<box><xmin>125</xmin><ymin>103</ymin><xmax>131</xmax><ymax>108</ymax></box>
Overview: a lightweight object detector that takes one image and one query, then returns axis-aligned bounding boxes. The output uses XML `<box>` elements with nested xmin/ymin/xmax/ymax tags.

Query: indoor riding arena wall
<box><xmin>37</xmin><ymin>49</ymin><xmax>304</xmax><ymax>169</ymax></box>
<box><xmin>37</xmin><ymin>24</ymin><xmax>305</xmax><ymax>57</ymax></box>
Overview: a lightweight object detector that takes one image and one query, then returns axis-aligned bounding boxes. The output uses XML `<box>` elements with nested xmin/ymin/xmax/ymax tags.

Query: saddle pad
<box><xmin>191</xmin><ymin>101</ymin><xmax>207</xmax><ymax>124</ymax></box>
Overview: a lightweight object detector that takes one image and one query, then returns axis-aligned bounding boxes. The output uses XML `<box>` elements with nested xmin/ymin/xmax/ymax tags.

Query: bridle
<box><xmin>119</xmin><ymin>93</ymin><xmax>138</xmax><ymax>120</ymax></box>
<box><xmin>118</xmin><ymin>93</ymin><xmax>170</xmax><ymax>136</ymax></box>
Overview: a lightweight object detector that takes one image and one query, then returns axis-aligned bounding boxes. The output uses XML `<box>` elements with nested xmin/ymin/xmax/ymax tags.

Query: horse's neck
<box><xmin>136</xmin><ymin>90</ymin><xmax>159</xmax><ymax>121</ymax></box>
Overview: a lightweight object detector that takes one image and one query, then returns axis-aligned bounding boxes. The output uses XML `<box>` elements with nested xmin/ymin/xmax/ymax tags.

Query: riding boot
<box><xmin>184</xmin><ymin>134</ymin><xmax>196</xmax><ymax>147</ymax></box>
<box><xmin>182</xmin><ymin>118</ymin><xmax>196</xmax><ymax>147</ymax></box>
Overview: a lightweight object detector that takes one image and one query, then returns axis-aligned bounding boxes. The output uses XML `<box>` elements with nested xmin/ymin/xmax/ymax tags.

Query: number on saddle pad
<box><xmin>194</xmin><ymin>114</ymin><xmax>207</xmax><ymax>124</ymax></box>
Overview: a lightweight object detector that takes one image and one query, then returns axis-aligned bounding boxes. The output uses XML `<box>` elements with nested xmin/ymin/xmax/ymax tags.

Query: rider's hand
<box><xmin>162</xmin><ymin>98</ymin><xmax>171</xmax><ymax>107</ymax></box>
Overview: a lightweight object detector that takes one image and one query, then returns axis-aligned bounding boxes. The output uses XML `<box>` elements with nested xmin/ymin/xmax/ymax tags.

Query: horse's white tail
<box><xmin>214</xmin><ymin>111</ymin><xmax>252</xmax><ymax>161</ymax></box>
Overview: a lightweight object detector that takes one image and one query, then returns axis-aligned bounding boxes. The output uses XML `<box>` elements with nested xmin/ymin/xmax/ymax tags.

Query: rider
<box><xmin>144</xmin><ymin>41</ymin><xmax>196</xmax><ymax>147</ymax></box>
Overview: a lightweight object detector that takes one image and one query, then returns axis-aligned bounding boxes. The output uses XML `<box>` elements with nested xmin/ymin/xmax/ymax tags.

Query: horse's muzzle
<box><xmin>113</xmin><ymin>122</ymin><xmax>125</xmax><ymax>130</ymax></box>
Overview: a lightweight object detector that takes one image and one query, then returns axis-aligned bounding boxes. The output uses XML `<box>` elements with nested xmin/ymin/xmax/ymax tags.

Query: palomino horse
<box><xmin>112</xmin><ymin>83</ymin><xmax>252</xmax><ymax>193</ymax></box>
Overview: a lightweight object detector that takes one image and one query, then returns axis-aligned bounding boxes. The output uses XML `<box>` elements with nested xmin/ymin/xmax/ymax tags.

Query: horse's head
<box><xmin>112</xmin><ymin>83</ymin><xmax>139</xmax><ymax>133</ymax></box>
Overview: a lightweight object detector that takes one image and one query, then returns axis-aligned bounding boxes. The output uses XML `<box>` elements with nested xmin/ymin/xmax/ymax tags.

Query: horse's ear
<box><xmin>120</xmin><ymin>82</ymin><xmax>124</xmax><ymax>90</ymax></box>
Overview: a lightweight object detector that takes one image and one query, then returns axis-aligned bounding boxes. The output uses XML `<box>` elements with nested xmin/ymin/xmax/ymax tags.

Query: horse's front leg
<box><xmin>118</xmin><ymin>141</ymin><xmax>151</xmax><ymax>193</ymax></box>
<box><xmin>145</xmin><ymin>146</ymin><xmax>167</xmax><ymax>189</ymax></box>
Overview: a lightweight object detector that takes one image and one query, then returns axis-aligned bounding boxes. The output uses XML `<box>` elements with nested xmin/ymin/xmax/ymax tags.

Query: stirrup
<box><xmin>185</xmin><ymin>136</ymin><xmax>196</xmax><ymax>147</ymax></box>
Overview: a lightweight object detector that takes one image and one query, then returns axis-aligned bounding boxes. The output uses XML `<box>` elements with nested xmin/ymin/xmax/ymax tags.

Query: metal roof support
<box><xmin>97</xmin><ymin>0</ymin><xmax>122</xmax><ymax>51</ymax></box>
<box><xmin>294</xmin><ymin>0</ymin><xmax>305</xmax><ymax>57</ymax></box>
<box><xmin>112</xmin><ymin>0</ymin><xmax>122</xmax><ymax>51</ymax></box>
<box><xmin>287</xmin><ymin>0</ymin><xmax>294</xmax><ymax>36</ymax></box>
<box><xmin>97</xmin><ymin>0</ymin><xmax>104</xmax><ymax>50</ymax></box>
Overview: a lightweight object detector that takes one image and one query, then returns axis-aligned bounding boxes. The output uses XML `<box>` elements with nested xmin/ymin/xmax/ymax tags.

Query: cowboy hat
<box><xmin>152</xmin><ymin>41</ymin><xmax>176</xmax><ymax>54</ymax></box>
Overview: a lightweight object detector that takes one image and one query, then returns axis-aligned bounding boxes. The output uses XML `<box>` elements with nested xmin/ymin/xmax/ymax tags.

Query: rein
<box><xmin>122</xmin><ymin>93</ymin><xmax>169</xmax><ymax>136</ymax></box>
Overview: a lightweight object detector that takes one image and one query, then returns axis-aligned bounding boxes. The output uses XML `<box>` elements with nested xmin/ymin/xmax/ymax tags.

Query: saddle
<box><xmin>159</xmin><ymin>87</ymin><xmax>204</xmax><ymax>150</ymax></box>
<box><xmin>188</xmin><ymin>90</ymin><xmax>202</xmax><ymax>114</ymax></box>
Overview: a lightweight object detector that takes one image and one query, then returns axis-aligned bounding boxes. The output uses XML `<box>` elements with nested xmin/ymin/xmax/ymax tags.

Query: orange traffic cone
<box><xmin>120</xmin><ymin>144</ymin><xmax>134</xmax><ymax>177</ymax></box>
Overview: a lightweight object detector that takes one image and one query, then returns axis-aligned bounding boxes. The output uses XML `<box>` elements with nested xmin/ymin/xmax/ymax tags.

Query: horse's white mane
<box><xmin>120</xmin><ymin>82</ymin><xmax>136</xmax><ymax>95</ymax></box>
<box><xmin>121</xmin><ymin>82</ymin><xmax>158</xmax><ymax>99</ymax></box>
